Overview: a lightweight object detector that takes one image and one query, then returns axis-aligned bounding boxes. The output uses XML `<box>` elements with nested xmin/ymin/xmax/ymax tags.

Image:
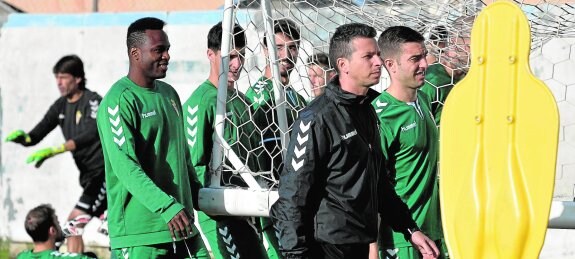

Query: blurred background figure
<box><xmin>5</xmin><ymin>55</ymin><xmax>106</xmax><ymax>254</ymax></box>
<box><xmin>17</xmin><ymin>204</ymin><xmax>95</xmax><ymax>259</ymax></box>
<box><xmin>307</xmin><ymin>52</ymin><xmax>336</xmax><ymax>97</ymax></box>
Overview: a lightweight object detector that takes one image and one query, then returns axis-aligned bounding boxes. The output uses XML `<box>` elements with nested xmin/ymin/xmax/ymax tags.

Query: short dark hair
<box><xmin>208</xmin><ymin>22</ymin><xmax>247</xmax><ymax>51</ymax></box>
<box><xmin>24</xmin><ymin>204</ymin><xmax>57</xmax><ymax>242</ymax></box>
<box><xmin>329</xmin><ymin>23</ymin><xmax>376</xmax><ymax>73</ymax></box>
<box><xmin>263</xmin><ymin>18</ymin><xmax>300</xmax><ymax>47</ymax></box>
<box><xmin>307</xmin><ymin>52</ymin><xmax>332</xmax><ymax>69</ymax></box>
<box><xmin>127</xmin><ymin>17</ymin><xmax>166</xmax><ymax>50</ymax></box>
<box><xmin>53</xmin><ymin>55</ymin><xmax>86</xmax><ymax>90</ymax></box>
<box><xmin>378</xmin><ymin>26</ymin><xmax>425</xmax><ymax>60</ymax></box>
<box><xmin>429</xmin><ymin>25</ymin><xmax>448</xmax><ymax>44</ymax></box>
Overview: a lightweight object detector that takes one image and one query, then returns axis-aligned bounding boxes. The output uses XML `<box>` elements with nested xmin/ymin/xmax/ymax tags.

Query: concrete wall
<box><xmin>0</xmin><ymin>10</ymin><xmax>574</xmax><ymax>257</ymax></box>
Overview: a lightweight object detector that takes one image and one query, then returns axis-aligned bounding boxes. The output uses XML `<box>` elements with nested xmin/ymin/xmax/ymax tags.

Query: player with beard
<box><xmin>182</xmin><ymin>21</ymin><xmax>267</xmax><ymax>259</ymax></box>
<box><xmin>244</xmin><ymin>18</ymin><xmax>308</xmax><ymax>259</ymax></box>
<box><xmin>371</xmin><ymin>26</ymin><xmax>443</xmax><ymax>259</ymax></box>
<box><xmin>17</xmin><ymin>204</ymin><xmax>95</xmax><ymax>259</ymax></box>
<box><xmin>5</xmin><ymin>55</ymin><xmax>106</xmax><ymax>254</ymax></box>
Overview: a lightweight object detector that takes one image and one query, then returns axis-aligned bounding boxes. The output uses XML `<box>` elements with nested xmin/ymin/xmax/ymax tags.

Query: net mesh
<box><xmin>209</xmin><ymin>0</ymin><xmax>575</xmax><ymax>190</ymax></box>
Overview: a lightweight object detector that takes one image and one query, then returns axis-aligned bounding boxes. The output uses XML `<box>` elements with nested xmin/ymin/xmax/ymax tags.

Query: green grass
<box><xmin>0</xmin><ymin>238</ymin><xmax>10</xmax><ymax>259</ymax></box>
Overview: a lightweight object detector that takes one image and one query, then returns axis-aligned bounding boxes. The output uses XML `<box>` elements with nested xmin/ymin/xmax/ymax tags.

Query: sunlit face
<box><xmin>266</xmin><ymin>32</ymin><xmax>299</xmax><ymax>77</ymax></box>
<box><xmin>307</xmin><ymin>64</ymin><xmax>334</xmax><ymax>97</ymax></box>
<box><xmin>389</xmin><ymin>42</ymin><xmax>428</xmax><ymax>89</ymax></box>
<box><xmin>213</xmin><ymin>47</ymin><xmax>245</xmax><ymax>89</ymax></box>
<box><xmin>345</xmin><ymin>37</ymin><xmax>383</xmax><ymax>88</ymax></box>
<box><xmin>55</xmin><ymin>73</ymin><xmax>81</xmax><ymax>98</ymax></box>
<box><xmin>137</xmin><ymin>29</ymin><xmax>170</xmax><ymax>79</ymax></box>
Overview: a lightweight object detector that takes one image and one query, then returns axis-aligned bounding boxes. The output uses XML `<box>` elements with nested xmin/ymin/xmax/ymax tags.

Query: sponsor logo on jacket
<box><xmin>401</xmin><ymin>121</ymin><xmax>417</xmax><ymax>132</ymax></box>
<box><xmin>141</xmin><ymin>110</ymin><xmax>157</xmax><ymax>119</ymax></box>
<box><xmin>341</xmin><ymin>130</ymin><xmax>357</xmax><ymax>140</ymax></box>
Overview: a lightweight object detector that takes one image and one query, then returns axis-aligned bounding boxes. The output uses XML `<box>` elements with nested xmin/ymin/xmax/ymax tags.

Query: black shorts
<box><xmin>74</xmin><ymin>173</ymin><xmax>106</xmax><ymax>217</ymax></box>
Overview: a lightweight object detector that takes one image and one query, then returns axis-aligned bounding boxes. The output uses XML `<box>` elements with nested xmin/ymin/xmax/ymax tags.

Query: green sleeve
<box><xmin>182</xmin><ymin>101</ymin><xmax>203</xmax><ymax>210</ymax></box>
<box><xmin>97</xmin><ymin>93</ymin><xmax>183</xmax><ymax>223</ymax></box>
<box><xmin>183</xmin><ymin>94</ymin><xmax>215</xmax><ymax>186</ymax></box>
<box><xmin>378</xmin><ymin>122</ymin><xmax>395</xmax><ymax>162</ymax></box>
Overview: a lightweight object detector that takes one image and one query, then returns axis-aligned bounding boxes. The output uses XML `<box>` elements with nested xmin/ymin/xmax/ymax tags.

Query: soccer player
<box><xmin>245</xmin><ymin>18</ymin><xmax>307</xmax><ymax>259</ymax></box>
<box><xmin>96</xmin><ymin>17</ymin><xmax>208</xmax><ymax>258</ymax></box>
<box><xmin>420</xmin><ymin>22</ymin><xmax>472</xmax><ymax>126</ymax></box>
<box><xmin>272</xmin><ymin>23</ymin><xmax>438</xmax><ymax>259</ymax></box>
<box><xmin>373</xmin><ymin>25</ymin><xmax>443</xmax><ymax>259</ymax></box>
<box><xmin>182</xmin><ymin>21</ymin><xmax>267</xmax><ymax>259</ymax></box>
<box><xmin>307</xmin><ymin>52</ymin><xmax>336</xmax><ymax>97</ymax></box>
<box><xmin>17</xmin><ymin>204</ymin><xmax>94</xmax><ymax>259</ymax></box>
<box><xmin>5</xmin><ymin>55</ymin><xmax>106</xmax><ymax>254</ymax></box>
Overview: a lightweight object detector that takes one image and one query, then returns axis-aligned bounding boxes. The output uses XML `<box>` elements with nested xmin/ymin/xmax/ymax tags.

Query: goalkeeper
<box><xmin>5</xmin><ymin>55</ymin><xmax>106</xmax><ymax>254</ymax></box>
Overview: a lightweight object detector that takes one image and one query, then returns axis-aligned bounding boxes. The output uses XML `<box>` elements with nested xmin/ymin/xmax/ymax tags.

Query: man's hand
<box><xmin>410</xmin><ymin>231</ymin><xmax>440</xmax><ymax>259</ymax></box>
<box><xmin>167</xmin><ymin>210</ymin><xmax>194</xmax><ymax>241</ymax></box>
<box><xmin>369</xmin><ymin>242</ymin><xmax>379</xmax><ymax>259</ymax></box>
<box><xmin>26</xmin><ymin>145</ymin><xmax>66</xmax><ymax>168</ymax></box>
<box><xmin>5</xmin><ymin>130</ymin><xmax>31</xmax><ymax>145</ymax></box>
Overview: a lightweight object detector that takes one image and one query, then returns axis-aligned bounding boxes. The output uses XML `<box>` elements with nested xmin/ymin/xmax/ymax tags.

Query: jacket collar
<box><xmin>325</xmin><ymin>75</ymin><xmax>379</xmax><ymax>106</ymax></box>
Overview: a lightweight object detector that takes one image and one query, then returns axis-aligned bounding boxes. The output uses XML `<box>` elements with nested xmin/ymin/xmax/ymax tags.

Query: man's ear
<box><xmin>48</xmin><ymin>225</ymin><xmax>56</xmax><ymax>237</ymax></box>
<box><xmin>207</xmin><ymin>49</ymin><xmax>217</xmax><ymax>61</ymax></box>
<box><xmin>74</xmin><ymin>77</ymin><xmax>82</xmax><ymax>85</ymax></box>
<box><xmin>263</xmin><ymin>44</ymin><xmax>269</xmax><ymax>57</ymax></box>
<box><xmin>130</xmin><ymin>47</ymin><xmax>140</xmax><ymax>60</ymax></box>
<box><xmin>337</xmin><ymin>57</ymin><xmax>348</xmax><ymax>74</ymax></box>
<box><xmin>383</xmin><ymin>58</ymin><xmax>395</xmax><ymax>73</ymax></box>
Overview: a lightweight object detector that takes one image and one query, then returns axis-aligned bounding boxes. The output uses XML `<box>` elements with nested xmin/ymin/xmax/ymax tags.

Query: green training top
<box><xmin>97</xmin><ymin>77</ymin><xmax>201</xmax><ymax>249</ymax></box>
<box><xmin>16</xmin><ymin>249</ymin><xmax>93</xmax><ymax>259</ymax></box>
<box><xmin>183</xmin><ymin>80</ymin><xmax>261</xmax><ymax>186</ymax></box>
<box><xmin>372</xmin><ymin>90</ymin><xmax>443</xmax><ymax>248</ymax></box>
<box><xmin>245</xmin><ymin>76</ymin><xmax>307</xmax><ymax>129</ymax></box>
<box><xmin>420</xmin><ymin>63</ymin><xmax>459</xmax><ymax>125</ymax></box>
<box><xmin>244</xmin><ymin>76</ymin><xmax>307</xmax><ymax>174</ymax></box>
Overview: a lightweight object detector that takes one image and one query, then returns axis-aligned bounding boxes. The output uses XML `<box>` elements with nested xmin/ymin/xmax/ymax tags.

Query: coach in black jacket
<box><xmin>270</xmin><ymin>23</ymin><xmax>440</xmax><ymax>259</ymax></box>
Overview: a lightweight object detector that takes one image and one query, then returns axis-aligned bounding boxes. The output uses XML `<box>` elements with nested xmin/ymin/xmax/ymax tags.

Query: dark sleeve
<box><xmin>26</xmin><ymin>99</ymin><xmax>61</xmax><ymax>146</ymax></box>
<box><xmin>270</xmin><ymin>112</ymin><xmax>327</xmax><ymax>258</ymax></box>
<box><xmin>378</xmin><ymin>175</ymin><xmax>418</xmax><ymax>240</ymax></box>
<box><xmin>72</xmin><ymin>94</ymin><xmax>102</xmax><ymax>148</ymax></box>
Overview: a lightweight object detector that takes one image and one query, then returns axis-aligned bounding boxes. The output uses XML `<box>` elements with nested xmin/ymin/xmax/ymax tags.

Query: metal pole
<box><xmin>261</xmin><ymin>0</ymin><xmax>290</xmax><ymax>158</ymax></box>
<box><xmin>210</xmin><ymin>0</ymin><xmax>262</xmax><ymax>189</ymax></box>
<box><xmin>210</xmin><ymin>0</ymin><xmax>235</xmax><ymax>188</ymax></box>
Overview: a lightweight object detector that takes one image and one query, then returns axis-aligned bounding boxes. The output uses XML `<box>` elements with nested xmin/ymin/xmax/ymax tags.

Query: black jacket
<box><xmin>26</xmin><ymin>89</ymin><xmax>104</xmax><ymax>187</ymax></box>
<box><xmin>270</xmin><ymin>78</ymin><xmax>417</xmax><ymax>258</ymax></box>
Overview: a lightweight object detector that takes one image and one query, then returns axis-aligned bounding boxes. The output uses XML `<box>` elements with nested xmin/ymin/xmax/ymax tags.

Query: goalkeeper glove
<box><xmin>26</xmin><ymin>145</ymin><xmax>66</xmax><ymax>168</ymax></box>
<box><xmin>5</xmin><ymin>130</ymin><xmax>31</xmax><ymax>145</ymax></box>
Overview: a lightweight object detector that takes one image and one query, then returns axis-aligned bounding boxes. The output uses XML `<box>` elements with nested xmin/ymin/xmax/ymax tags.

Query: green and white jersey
<box><xmin>245</xmin><ymin>76</ymin><xmax>307</xmax><ymax>133</ymax></box>
<box><xmin>420</xmin><ymin>63</ymin><xmax>457</xmax><ymax>126</ymax></box>
<box><xmin>16</xmin><ymin>249</ymin><xmax>93</xmax><ymax>259</ymax></box>
<box><xmin>372</xmin><ymin>91</ymin><xmax>442</xmax><ymax>248</ymax></box>
<box><xmin>97</xmin><ymin>77</ymin><xmax>201</xmax><ymax>249</ymax></box>
<box><xmin>183</xmin><ymin>80</ymin><xmax>261</xmax><ymax>186</ymax></box>
<box><xmin>245</xmin><ymin>76</ymin><xmax>307</xmax><ymax>174</ymax></box>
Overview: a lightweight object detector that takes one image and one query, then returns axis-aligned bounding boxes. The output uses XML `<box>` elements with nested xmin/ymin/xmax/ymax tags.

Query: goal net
<box><xmin>198</xmin><ymin>0</ymin><xmax>575</xmax><ymax>216</ymax></box>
